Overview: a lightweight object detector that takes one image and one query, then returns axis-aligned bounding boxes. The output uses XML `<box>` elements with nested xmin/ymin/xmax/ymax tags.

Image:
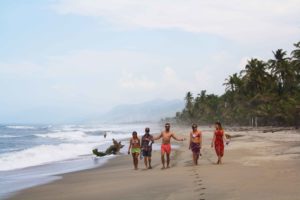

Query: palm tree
<box><xmin>172</xmin><ymin>41</ymin><xmax>300</xmax><ymax>126</ymax></box>
<box><xmin>224</xmin><ymin>73</ymin><xmax>242</xmax><ymax>92</ymax></box>
<box><xmin>183</xmin><ymin>92</ymin><xmax>194</xmax><ymax>121</ymax></box>
<box><xmin>291</xmin><ymin>42</ymin><xmax>300</xmax><ymax>61</ymax></box>
<box><xmin>291</xmin><ymin>42</ymin><xmax>300</xmax><ymax>84</ymax></box>
<box><xmin>268</xmin><ymin>49</ymin><xmax>295</xmax><ymax>94</ymax></box>
<box><xmin>241</xmin><ymin>58</ymin><xmax>269</xmax><ymax>94</ymax></box>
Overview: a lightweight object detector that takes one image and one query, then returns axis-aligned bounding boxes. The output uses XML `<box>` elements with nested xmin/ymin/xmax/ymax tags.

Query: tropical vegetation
<box><xmin>173</xmin><ymin>42</ymin><xmax>300</xmax><ymax>126</ymax></box>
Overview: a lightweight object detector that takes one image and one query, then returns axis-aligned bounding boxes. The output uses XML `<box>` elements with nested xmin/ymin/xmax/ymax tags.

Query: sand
<box><xmin>9</xmin><ymin>127</ymin><xmax>300</xmax><ymax>200</ymax></box>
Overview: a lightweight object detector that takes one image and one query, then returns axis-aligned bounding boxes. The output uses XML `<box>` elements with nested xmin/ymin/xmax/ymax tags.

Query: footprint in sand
<box><xmin>194</xmin><ymin>179</ymin><xmax>202</xmax><ymax>184</ymax></box>
<box><xmin>193</xmin><ymin>180</ymin><xmax>206</xmax><ymax>199</ymax></box>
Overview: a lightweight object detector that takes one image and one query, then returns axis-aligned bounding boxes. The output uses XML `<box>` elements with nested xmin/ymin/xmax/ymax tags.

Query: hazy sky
<box><xmin>1</xmin><ymin>0</ymin><xmax>300</xmax><ymax>123</ymax></box>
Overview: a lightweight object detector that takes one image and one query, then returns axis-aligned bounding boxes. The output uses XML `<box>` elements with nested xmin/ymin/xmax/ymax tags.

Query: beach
<box><xmin>9</xmin><ymin>126</ymin><xmax>300</xmax><ymax>200</ymax></box>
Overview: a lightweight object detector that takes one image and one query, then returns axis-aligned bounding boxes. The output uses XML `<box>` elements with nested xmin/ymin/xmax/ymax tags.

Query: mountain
<box><xmin>94</xmin><ymin>99</ymin><xmax>184</xmax><ymax>123</ymax></box>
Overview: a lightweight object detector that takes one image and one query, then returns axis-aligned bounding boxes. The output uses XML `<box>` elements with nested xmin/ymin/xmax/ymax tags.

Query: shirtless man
<box><xmin>154</xmin><ymin>123</ymin><xmax>185</xmax><ymax>169</ymax></box>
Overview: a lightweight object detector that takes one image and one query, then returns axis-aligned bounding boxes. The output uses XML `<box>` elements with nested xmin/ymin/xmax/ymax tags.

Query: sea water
<box><xmin>0</xmin><ymin>123</ymin><xmax>161</xmax><ymax>199</ymax></box>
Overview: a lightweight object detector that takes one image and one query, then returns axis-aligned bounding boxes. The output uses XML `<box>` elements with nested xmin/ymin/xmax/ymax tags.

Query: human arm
<box><xmin>200</xmin><ymin>132</ymin><xmax>203</xmax><ymax>148</ymax></box>
<box><xmin>211</xmin><ymin>132</ymin><xmax>215</xmax><ymax>148</ymax></box>
<box><xmin>171</xmin><ymin>133</ymin><xmax>185</xmax><ymax>141</ymax></box>
<box><xmin>138</xmin><ymin>138</ymin><xmax>141</xmax><ymax>148</ymax></box>
<box><xmin>223</xmin><ymin>132</ymin><xmax>229</xmax><ymax>145</ymax></box>
<box><xmin>140</xmin><ymin>136</ymin><xmax>144</xmax><ymax>150</ymax></box>
<box><xmin>149</xmin><ymin>136</ymin><xmax>154</xmax><ymax>145</ymax></box>
<box><xmin>128</xmin><ymin>139</ymin><xmax>132</xmax><ymax>154</ymax></box>
<box><xmin>189</xmin><ymin>132</ymin><xmax>192</xmax><ymax>149</ymax></box>
<box><xmin>153</xmin><ymin>132</ymin><xmax>163</xmax><ymax>140</ymax></box>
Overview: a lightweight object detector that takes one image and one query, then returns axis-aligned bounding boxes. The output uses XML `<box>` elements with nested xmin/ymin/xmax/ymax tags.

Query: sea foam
<box><xmin>6</xmin><ymin>126</ymin><xmax>36</xmax><ymax>130</ymax></box>
<box><xmin>0</xmin><ymin>130</ymin><xmax>132</xmax><ymax>171</ymax></box>
<box><xmin>0</xmin><ymin>143</ymin><xmax>103</xmax><ymax>171</ymax></box>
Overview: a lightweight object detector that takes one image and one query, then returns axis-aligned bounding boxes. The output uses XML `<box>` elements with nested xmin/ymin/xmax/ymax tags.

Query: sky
<box><xmin>0</xmin><ymin>0</ymin><xmax>300</xmax><ymax>123</ymax></box>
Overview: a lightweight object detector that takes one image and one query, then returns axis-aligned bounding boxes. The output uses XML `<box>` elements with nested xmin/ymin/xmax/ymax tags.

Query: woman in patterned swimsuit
<box><xmin>189</xmin><ymin>124</ymin><xmax>202</xmax><ymax>165</ymax></box>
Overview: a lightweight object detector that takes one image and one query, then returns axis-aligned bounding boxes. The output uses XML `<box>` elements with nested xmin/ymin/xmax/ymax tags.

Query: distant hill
<box><xmin>94</xmin><ymin>99</ymin><xmax>184</xmax><ymax>123</ymax></box>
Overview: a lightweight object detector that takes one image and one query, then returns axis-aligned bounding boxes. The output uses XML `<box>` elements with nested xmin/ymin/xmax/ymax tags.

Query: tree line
<box><xmin>173</xmin><ymin>42</ymin><xmax>300</xmax><ymax>127</ymax></box>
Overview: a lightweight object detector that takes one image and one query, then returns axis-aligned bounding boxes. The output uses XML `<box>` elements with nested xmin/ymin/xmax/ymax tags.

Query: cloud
<box><xmin>119</xmin><ymin>71</ymin><xmax>157</xmax><ymax>90</ymax></box>
<box><xmin>0</xmin><ymin>50</ymin><xmax>160</xmax><ymax>108</ymax></box>
<box><xmin>164</xmin><ymin>67</ymin><xmax>177</xmax><ymax>83</ymax></box>
<box><xmin>51</xmin><ymin>0</ymin><xmax>300</xmax><ymax>43</ymax></box>
<box><xmin>162</xmin><ymin>67</ymin><xmax>196</xmax><ymax>92</ymax></box>
<box><xmin>0</xmin><ymin>48</ymin><xmax>253</xmax><ymax>113</ymax></box>
<box><xmin>0</xmin><ymin>61</ymin><xmax>42</xmax><ymax>78</ymax></box>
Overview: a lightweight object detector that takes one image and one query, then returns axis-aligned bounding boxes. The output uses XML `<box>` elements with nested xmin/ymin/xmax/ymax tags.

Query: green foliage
<box><xmin>175</xmin><ymin>41</ymin><xmax>300</xmax><ymax>126</ymax></box>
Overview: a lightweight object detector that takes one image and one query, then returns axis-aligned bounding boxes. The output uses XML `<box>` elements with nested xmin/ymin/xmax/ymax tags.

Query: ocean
<box><xmin>0</xmin><ymin>123</ymin><xmax>161</xmax><ymax>199</ymax></box>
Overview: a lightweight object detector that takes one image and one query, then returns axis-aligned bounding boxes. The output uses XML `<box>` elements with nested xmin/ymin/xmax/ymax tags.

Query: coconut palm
<box><xmin>241</xmin><ymin>58</ymin><xmax>269</xmax><ymax>94</ymax></box>
<box><xmin>171</xmin><ymin>41</ymin><xmax>300</xmax><ymax>126</ymax></box>
<box><xmin>223</xmin><ymin>73</ymin><xmax>242</xmax><ymax>92</ymax></box>
<box><xmin>268</xmin><ymin>49</ymin><xmax>296</xmax><ymax>94</ymax></box>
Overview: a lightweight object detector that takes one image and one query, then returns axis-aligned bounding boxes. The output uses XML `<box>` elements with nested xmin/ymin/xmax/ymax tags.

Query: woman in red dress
<box><xmin>211</xmin><ymin>122</ymin><xmax>227</xmax><ymax>164</ymax></box>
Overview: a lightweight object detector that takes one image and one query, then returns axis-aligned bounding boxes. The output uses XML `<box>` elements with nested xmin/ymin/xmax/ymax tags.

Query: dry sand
<box><xmin>9</xmin><ymin>127</ymin><xmax>300</xmax><ymax>200</ymax></box>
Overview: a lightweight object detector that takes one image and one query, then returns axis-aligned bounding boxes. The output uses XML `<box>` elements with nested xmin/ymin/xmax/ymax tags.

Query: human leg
<box><xmin>161</xmin><ymin>152</ymin><xmax>165</xmax><ymax>169</ymax></box>
<box><xmin>166</xmin><ymin>153</ymin><xmax>170</xmax><ymax>168</ymax></box>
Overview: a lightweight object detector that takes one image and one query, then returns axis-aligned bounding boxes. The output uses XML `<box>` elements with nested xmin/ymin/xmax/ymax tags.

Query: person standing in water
<box><xmin>211</xmin><ymin>122</ymin><xmax>227</xmax><ymax>164</ymax></box>
<box><xmin>154</xmin><ymin>123</ymin><xmax>185</xmax><ymax>169</ymax></box>
<box><xmin>189</xmin><ymin>124</ymin><xmax>202</xmax><ymax>165</ymax></box>
<box><xmin>141</xmin><ymin>127</ymin><xmax>154</xmax><ymax>169</ymax></box>
<box><xmin>128</xmin><ymin>131</ymin><xmax>141</xmax><ymax>170</ymax></box>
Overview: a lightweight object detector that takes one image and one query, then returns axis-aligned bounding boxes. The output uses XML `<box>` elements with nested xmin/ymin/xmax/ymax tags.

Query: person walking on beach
<box><xmin>141</xmin><ymin>127</ymin><xmax>154</xmax><ymax>169</ymax></box>
<box><xmin>211</xmin><ymin>122</ymin><xmax>227</xmax><ymax>164</ymax></box>
<box><xmin>154</xmin><ymin>123</ymin><xmax>185</xmax><ymax>169</ymax></box>
<box><xmin>189</xmin><ymin>124</ymin><xmax>202</xmax><ymax>165</ymax></box>
<box><xmin>128</xmin><ymin>131</ymin><xmax>141</xmax><ymax>170</ymax></box>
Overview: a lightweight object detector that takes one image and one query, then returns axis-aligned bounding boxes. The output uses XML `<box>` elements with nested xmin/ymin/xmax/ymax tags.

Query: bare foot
<box><xmin>148</xmin><ymin>166</ymin><xmax>152</xmax><ymax>169</ymax></box>
<box><xmin>161</xmin><ymin>166</ymin><xmax>165</xmax><ymax>170</ymax></box>
<box><xmin>166</xmin><ymin>166</ymin><xmax>170</xmax><ymax>169</ymax></box>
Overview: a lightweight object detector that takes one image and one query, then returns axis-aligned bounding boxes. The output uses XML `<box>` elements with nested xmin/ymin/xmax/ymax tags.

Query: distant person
<box><xmin>154</xmin><ymin>123</ymin><xmax>185</xmax><ymax>169</ymax></box>
<box><xmin>128</xmin><ymin>131</ymin><xmax>141</xmax><ymax>170</ymax></box>
<box><xmin>189</xmin><ymin>124</ymin><xmax>202</xmax><ymax>165</ymax></box>
<box><xmin>141</xmin><ymin>127</ymin><xmax>154</xmax><ymax>169</ymax></box>
<box><xmin>104</xmin><ymin>132</ymin><xmax>107</xmax><ymax>138</ymax></box>
<box><xmin>211</xmin><ymin>122</ymin><xmax>227</xmax><ymax>164</ymax></box>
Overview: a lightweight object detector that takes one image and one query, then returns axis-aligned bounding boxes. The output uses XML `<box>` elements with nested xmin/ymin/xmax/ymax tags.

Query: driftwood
<box><xmin>262</xmin><ymin>128</ymin><xmax>294</xmax><ymax>133</ymax></box>
<box><xmin>227</xmin><ymin>127</ymin><xmax>255</xmax><ymax>132</ymax></box>
<box><xmin>225</xmin><ymin>133</ymin><xmax>244</xmax><ymax>139</ymax></box>
<box><xmin>92</xmin><ymin>139</ymin><xmax>124</xmax><ymax>157</ymax></box>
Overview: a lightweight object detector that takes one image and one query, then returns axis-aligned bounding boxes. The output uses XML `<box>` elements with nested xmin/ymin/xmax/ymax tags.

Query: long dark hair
<box><xmin>215</xmin><ymin>121</ymin><xmax>223</xmax><ymax>130</ymax></box>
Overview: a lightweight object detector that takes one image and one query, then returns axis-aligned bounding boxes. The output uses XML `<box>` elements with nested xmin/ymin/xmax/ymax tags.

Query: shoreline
<box><xmin>0</xmin><ymin>153</ymin><xmax>116</xmax><ymax>199</ymax></box>
<box><xmin>9</xmin><ymin>127</ymin><xmax>300</xmax><ymax>200</ymax></box>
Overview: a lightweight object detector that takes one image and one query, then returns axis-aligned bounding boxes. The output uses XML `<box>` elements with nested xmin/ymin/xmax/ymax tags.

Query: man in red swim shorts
<box><xmin>154</xmin><ymin>123</ymin><xmax>185</xmax><ymax>169</ymax></box>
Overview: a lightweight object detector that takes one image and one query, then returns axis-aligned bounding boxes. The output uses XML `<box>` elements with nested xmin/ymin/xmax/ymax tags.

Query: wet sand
<box><xmin>10</xmin><ymin>127</ymin><xmax>300</xmax><ymax>200</ymax></box>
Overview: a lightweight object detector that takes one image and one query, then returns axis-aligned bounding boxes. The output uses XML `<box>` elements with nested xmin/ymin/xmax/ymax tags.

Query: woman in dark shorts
<box><xmin>141</xmin><ymin>127</ymin><xmax>154</xmax><ymax>169</ymax></box>
<box><xmin>189</xmin><ymin>124</ymin><xmax>202</xmax><ymax>165</ymax></box>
